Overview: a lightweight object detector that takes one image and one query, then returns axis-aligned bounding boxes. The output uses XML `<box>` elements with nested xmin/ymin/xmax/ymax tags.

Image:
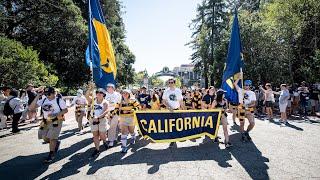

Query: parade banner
<box><xmin>134</xmin><ymin>110</ymin><xmax>222</xmax><ymax>143</ymax></box>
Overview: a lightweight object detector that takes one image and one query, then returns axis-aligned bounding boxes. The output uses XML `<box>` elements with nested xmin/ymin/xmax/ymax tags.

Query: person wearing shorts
<box><xmin>111</xmin><ymin>89</ymin><xmax>140</xmax><ymax>153</ymax></box>
<box><xmin>212</xmin><ymin>89</ymin><xmax>232</xmax><ymax>148</ymax></box>
<box><xmin>234</xmin><ymin>74</ymin><xmax>256</xmax><ymax>142</ymax></box>
<box><xmin>278</xmin><ymin>84</ymin><xmax>290</xmax><ymax>124</ymax></box>
<box><xmin>261</xmin><ymin>83</ymin><xmax>274</xmax><ymax>120</ymax></box>
<box><xmin>29</xmin><ymin>87</ymin><xmax>68</xmax><ymax>163</ymax></box>
<box><xmin>68</xmin><ymin>89</ymin><xmax>87</xmax><ymax>134</ymax></box>
<box><xmin>105</xmin><ymin>83</ymin><xmax>122</xmax><ymax>147</ymax></box>
<box><xmin>85</xmin><ymin>87</ymin><xmax>109</xmax><ymax>158</ymax></box>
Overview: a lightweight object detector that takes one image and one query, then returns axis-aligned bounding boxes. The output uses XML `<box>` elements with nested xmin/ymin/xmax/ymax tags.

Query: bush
<box><xmin>0</xmin><ymin>36</ymin><xmax>58</xmax><ymax>88</ymax></box>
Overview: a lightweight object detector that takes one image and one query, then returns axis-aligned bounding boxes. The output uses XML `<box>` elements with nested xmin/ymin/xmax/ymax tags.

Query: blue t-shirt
<box><xmin>138</xmin><ymin>94</ymin><xmax>151</xmax><ymax>106</ymax></box>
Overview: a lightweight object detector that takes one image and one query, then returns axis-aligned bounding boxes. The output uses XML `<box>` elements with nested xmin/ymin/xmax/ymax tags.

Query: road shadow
<box><xmin>229</xmin><ymin>119</ymin><xmax>270</xmax><ymax>179</ymax></box>
<box><xmin>229</xmin><ymin>133</ymin><xmax>270</xmax><ymax>180</ymax></box>
<box><xmin>255</xmin><ymin>117</ymin><xmax>304</xmax><ymax>131</ymax></box>
<box><xmin>86</xmin><ymin>139</ymin><xmax>232</xmax><ymax>176</ymax></box>
<box><xmin>0</xmin><ymin>138</ymin><xmax>92</xmax><ymax>180</ymax></box>
<box><xmin>58</xmin><ymin>128</ymin><xmax>80</xmax><ymax>141</ymax></box>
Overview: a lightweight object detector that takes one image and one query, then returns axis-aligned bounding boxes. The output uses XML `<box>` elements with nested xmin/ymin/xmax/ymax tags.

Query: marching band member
<box><xmin>234</xmin><ymin>73</ymin><xmax>256</xmax><ymax>142</ymax></box>
<box><xmin>111</xmin><ymin>89</ymin><xmax>140</xmax><ymax>153</ymax></box>
<box><xmin>86</xmin><ymin>87</ymin><xmax>109</xmax><ymax>158</ymax></box>
<box><xmin>183</xmin><ymin>90</ymin><xmax>193</xmax><ymax>110</ymax></box>
<box><xmin>104</xmin><ymin>83</ymin><xmax>122</xmax><ymax>148</ymax></box>
<box><xmin>68</xmin><ymin>89</ymin><xmax>87</xmax><ymax>134</ymax></box>
<box><xmin>29</xmin><ymin>87</ymin><xmax>68</xmax><ymax>163</ymax></box>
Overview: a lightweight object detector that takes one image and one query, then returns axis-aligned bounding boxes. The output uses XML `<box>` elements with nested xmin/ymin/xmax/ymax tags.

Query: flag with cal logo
<box><xmin>86</xmin><ymin>0</ymin><xmax>117</xmax><ymax>88</ymax></box>
<box><xmin>221</xmin><ymin>10</ymin><xmax>244</xmax><ymax>104</ymax></box>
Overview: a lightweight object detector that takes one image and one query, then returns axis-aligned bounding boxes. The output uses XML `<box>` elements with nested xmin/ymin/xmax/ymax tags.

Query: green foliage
<box><xmin>149</xmin><ymin>75</ymin><xmax>164</xmax><ymax>88</ymax></box>
<box><xmin>0</xmin><ymin>36</ymin><xmax>58</xmax><ymax>88</ymax></box>
<box><xmin>190</xmin><ymin>0</ymin><xmax>320</xmax><ymax>87</ymax></box>
<box><xmin>1</xmin><ymin>0</ymin><xmax>90</xmax><ymax>88</ymax></box>
<box><xmin>188</xmin><ymin>0</ymin><xmax>229</xmax><ymax>88</ymax></box>
<box><xmin>134</xmin><ymin>71</ymin><xmax>147</xmax><ymax>87</ymax></box>
<box><xmin>0</xmin><ymin>0</ymin><xmax>135</xmax><ymax>90</ymax></box>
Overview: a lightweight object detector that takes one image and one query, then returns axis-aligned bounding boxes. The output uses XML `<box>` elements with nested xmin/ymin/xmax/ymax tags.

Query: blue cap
<box><xmin>244</xmin><ymin>80</ymin><xmax>252</xmax><ymax>86</ymax></box>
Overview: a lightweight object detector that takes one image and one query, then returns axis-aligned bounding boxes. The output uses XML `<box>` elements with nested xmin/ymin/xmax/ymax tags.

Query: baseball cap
<box><xmin>77</xmin><ymin>89</ymin><xmax>83</xmax><ymax>94</ymax></box>
<box><xmin>122</xmin><ymin>89</ymin><xmax>131</xmax><ymax>94</ymax></box>
<box><xmin>244</xmin><ymin>80</ymin><xmax>252</xmax><ymax>86</ymax></box>
<box><xmin>44</xmin><ymin>87</ymin><xmax>55</xmax><ymax>94</ymax></box>
<box><xmin>106</xmin><ymin>83</ymin><xmax>115</xmax><ymax>89</ymax></box>
<box><xmin>96</xmin><ymin>88</ymin><xmax>107</xmax><ymax>94</ymax></box>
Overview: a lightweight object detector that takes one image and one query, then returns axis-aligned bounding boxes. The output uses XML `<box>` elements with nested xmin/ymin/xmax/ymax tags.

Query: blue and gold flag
<box><xmin>87</xmin><ymin>0</ymin><xmax>117</xmax><ymax>88</ymax></box>
<box><xmin>221</xmin><ymin>11</ymin><xmax>244</xmax><ymax>104</ymax></box>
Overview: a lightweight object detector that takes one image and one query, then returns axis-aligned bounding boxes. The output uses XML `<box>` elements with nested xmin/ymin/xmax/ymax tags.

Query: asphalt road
<box><xmin>0</xmin><ymin>108</ymin><xmax>319</xmax><ymax>180</ymax></box>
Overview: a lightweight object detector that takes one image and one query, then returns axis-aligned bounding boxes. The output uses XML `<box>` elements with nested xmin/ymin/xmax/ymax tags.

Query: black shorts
<box><xmin>265</xmin><ymin>101</ymin><xmax>273</xmax><ymax>108</ymax></box>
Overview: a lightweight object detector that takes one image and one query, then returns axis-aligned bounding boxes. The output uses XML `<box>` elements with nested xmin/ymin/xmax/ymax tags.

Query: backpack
<box><xmin>40</xmin><ymin>96</ymin><xmax>63</xmax><ymax>117</ymax></box>
<box><xmin>3</xmin><ymin>97</ymin><xmax>15</xmax><ymax>116</ymax></box>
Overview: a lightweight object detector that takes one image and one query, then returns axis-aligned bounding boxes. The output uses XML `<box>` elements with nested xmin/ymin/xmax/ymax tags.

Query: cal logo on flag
<box><xmin>87</xmin><ymin>0</ymin><xmax>117</xmax><ymax>88</ymax></box>
<box><xmin>221</xmin><ymin>10</ymin><xmax>244</xmax><ymax>104</ymax></box>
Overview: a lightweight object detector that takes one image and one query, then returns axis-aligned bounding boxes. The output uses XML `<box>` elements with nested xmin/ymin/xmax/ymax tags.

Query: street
<box><xmin>0</xmin><ymin>108</ymin><xmax>320</xmax><ymax>180</ymax></box>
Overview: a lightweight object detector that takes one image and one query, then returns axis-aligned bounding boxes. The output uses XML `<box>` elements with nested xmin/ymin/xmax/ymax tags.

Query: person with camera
<box><xmin>29</xmin><ymin>87</ymin><xmax>68</xmax><ymax>163</ymax></box>
<box><xmin>85</xmin><ymin>86</ymin><xmax>109</xmax><ymax>158</ymax></box>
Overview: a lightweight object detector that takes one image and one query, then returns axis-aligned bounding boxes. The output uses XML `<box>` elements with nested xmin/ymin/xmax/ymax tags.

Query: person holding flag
<box><xmin>234</xmin><ymin>75</ymin><xmax>256</xmax><ymax>142</ymax></box>
<box><xmin>85</xmin><ymin>85</ymin><xmax>110</xmax><ymax>158</ymax></box>
<box><xmin>222</xmin><ymin>10</ymin><xmax>257</xmax><ymax>142</ymax></box>
<box><xmin>221</xmin><ymin>10</ymin><xmax>243</xmax><ymax>115</ymax></box>
<box><xmin>85</xmin><ymin>0</ymin><xmax>117</xmax><ymax>158</ymax></box>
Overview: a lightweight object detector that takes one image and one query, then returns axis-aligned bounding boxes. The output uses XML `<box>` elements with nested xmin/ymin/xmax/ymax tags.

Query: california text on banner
<box><xmin>134</xmin><ymin>110</ymin><xmax>222</xmax><ymax>143</ymax></box>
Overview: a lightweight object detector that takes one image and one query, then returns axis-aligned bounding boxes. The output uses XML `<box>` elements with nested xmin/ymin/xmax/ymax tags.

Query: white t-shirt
<box><xmin>94</xmin><ymin>99</ymin><xmax>109</xmax><ymax>117</ymax></box>
<box><xmin>71</xmin><ymin>96</ymin><xmax>87</xmax><ymax>106</ymax></box>
<box><xmin>105</xmin><ymin>91</ymin><xmax>121</xmax><ymax>111</ymax></box>
<box><xmin>238</xmin><ymin>89</ymin><xmax>257</xmax><ymax>107</ymax></box>
<box><xmin>279</xmin><ymin>89</ymin><xmax>290</xmax><ymax>105</ymax></box>
<box><xmin>8</xmin><ymin>96</ymin><xmax>25</xmax><ymax>114</ymax></box>
<box><xmin>37</xmin><ymin>97</ymin><xmax>67</xmax><ymax>119</ymax></box>
<box><xmin>71</xmin><ymin>96</ymin><xmax>87</xmax><ymax>111</ymax></box>
<box><xmin>162</xmin><ymin>88</ymin><xmax>183</xmax><ymax>109</ymax></box>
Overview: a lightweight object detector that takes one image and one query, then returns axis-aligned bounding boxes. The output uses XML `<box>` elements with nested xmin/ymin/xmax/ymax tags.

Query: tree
<box><xmin>0</xmin><ymin>0</ymin><xmax>136</xmax><ymax>90</ymax></box>
<box><xmin>1</xmin><ymin>0</ymin><xmax>90</xmax><ymax>89</ymax></box>
<box><xmin>149</xmin><ymin>75</ymin><xmax>164</xmax><ymax>88</ymax></box>
<box><xmin>0</xmin><ymin>36</ymin><xmax>58</xmax><ymax>88</ymax></box>
<box><xmin>188</xmin><ymin>0</ymin><xmax>229</xmax><ymax>88</ymax></box>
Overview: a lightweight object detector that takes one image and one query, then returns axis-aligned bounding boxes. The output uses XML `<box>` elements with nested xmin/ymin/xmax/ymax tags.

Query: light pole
<box><xmin>143</xmin><ymin>69</ymin><xmax>148</xmax><ymax>90</ymax></box>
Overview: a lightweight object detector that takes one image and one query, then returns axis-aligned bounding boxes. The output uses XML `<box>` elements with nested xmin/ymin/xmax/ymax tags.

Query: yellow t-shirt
<box><xmin>150</xmin><ymin>98</ymin><xmax>160</xmax><ymax>110</ymax></box>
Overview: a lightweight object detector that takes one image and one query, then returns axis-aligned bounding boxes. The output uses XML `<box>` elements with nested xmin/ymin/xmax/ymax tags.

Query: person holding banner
<box><xmin>162</xmin><ymin>79</ymin><xmax>184</xmax><ymax>111</ymax></box>
<box><xmin>183</xmin><ymin>90</ymin><xmax>193</xmax><ymax>110</ymax></box>
<box><xmin>212</xmin><ymin>89</ymin><xmax>233</xmax><ymax>148</ymax></box>
<box><xmin>111</xmin><ymin>89</ymin><xmax>140</xmax><ymax>153</ymax></box>
<box><xmin>234</xmin><ymin>73</ymin><xmax>256</xmax><ymax>142</ymax></box>
<box><xmin>150</xmin><ymin>91</ymin><xmax>161</xmax><ymax>110</ymax></box>
<box><xmin>202</xmin><ymin>86</ymin><xmax>216</xmax><ymax>109</ymax></box>
<box><xmin>162</xmin><ymin>78</ymin><xmax>184</xmax><ymax>147</ymax></box>
<box><xmin>85</xmin><ymin>87</ymin><xmax>110</xmax><ymax>158</ymax></box>
<box><xmin>192</xmin><ymin>88</ymin><xmax>202</xmax><ymax>110</ymax></box>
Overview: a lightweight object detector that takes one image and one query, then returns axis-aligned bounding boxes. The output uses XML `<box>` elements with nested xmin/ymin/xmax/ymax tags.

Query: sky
<box><xmin>122</xmin><ymin>0</ymin><xmax>202</xmax><ymax>74</ymax></box>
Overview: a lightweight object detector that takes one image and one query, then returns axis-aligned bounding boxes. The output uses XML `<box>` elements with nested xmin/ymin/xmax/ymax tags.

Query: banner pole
<box><xmin>88</xmin><ymin>0</ymin><xmax>95</xmax><ymax>119</ymax></box>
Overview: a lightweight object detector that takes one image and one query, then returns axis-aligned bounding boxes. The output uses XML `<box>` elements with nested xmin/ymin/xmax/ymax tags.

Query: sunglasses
<box><xmin>168</xmin><ymin>82</ymin><xmax>175</xmax><ymax>84</ymax></box>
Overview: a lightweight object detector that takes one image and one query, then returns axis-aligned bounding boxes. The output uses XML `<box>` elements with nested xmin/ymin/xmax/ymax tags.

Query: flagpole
<box><xmin>88</xmin><ymin>0</ymin><xmax>95</xmax><ymax>119</ymax></box>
